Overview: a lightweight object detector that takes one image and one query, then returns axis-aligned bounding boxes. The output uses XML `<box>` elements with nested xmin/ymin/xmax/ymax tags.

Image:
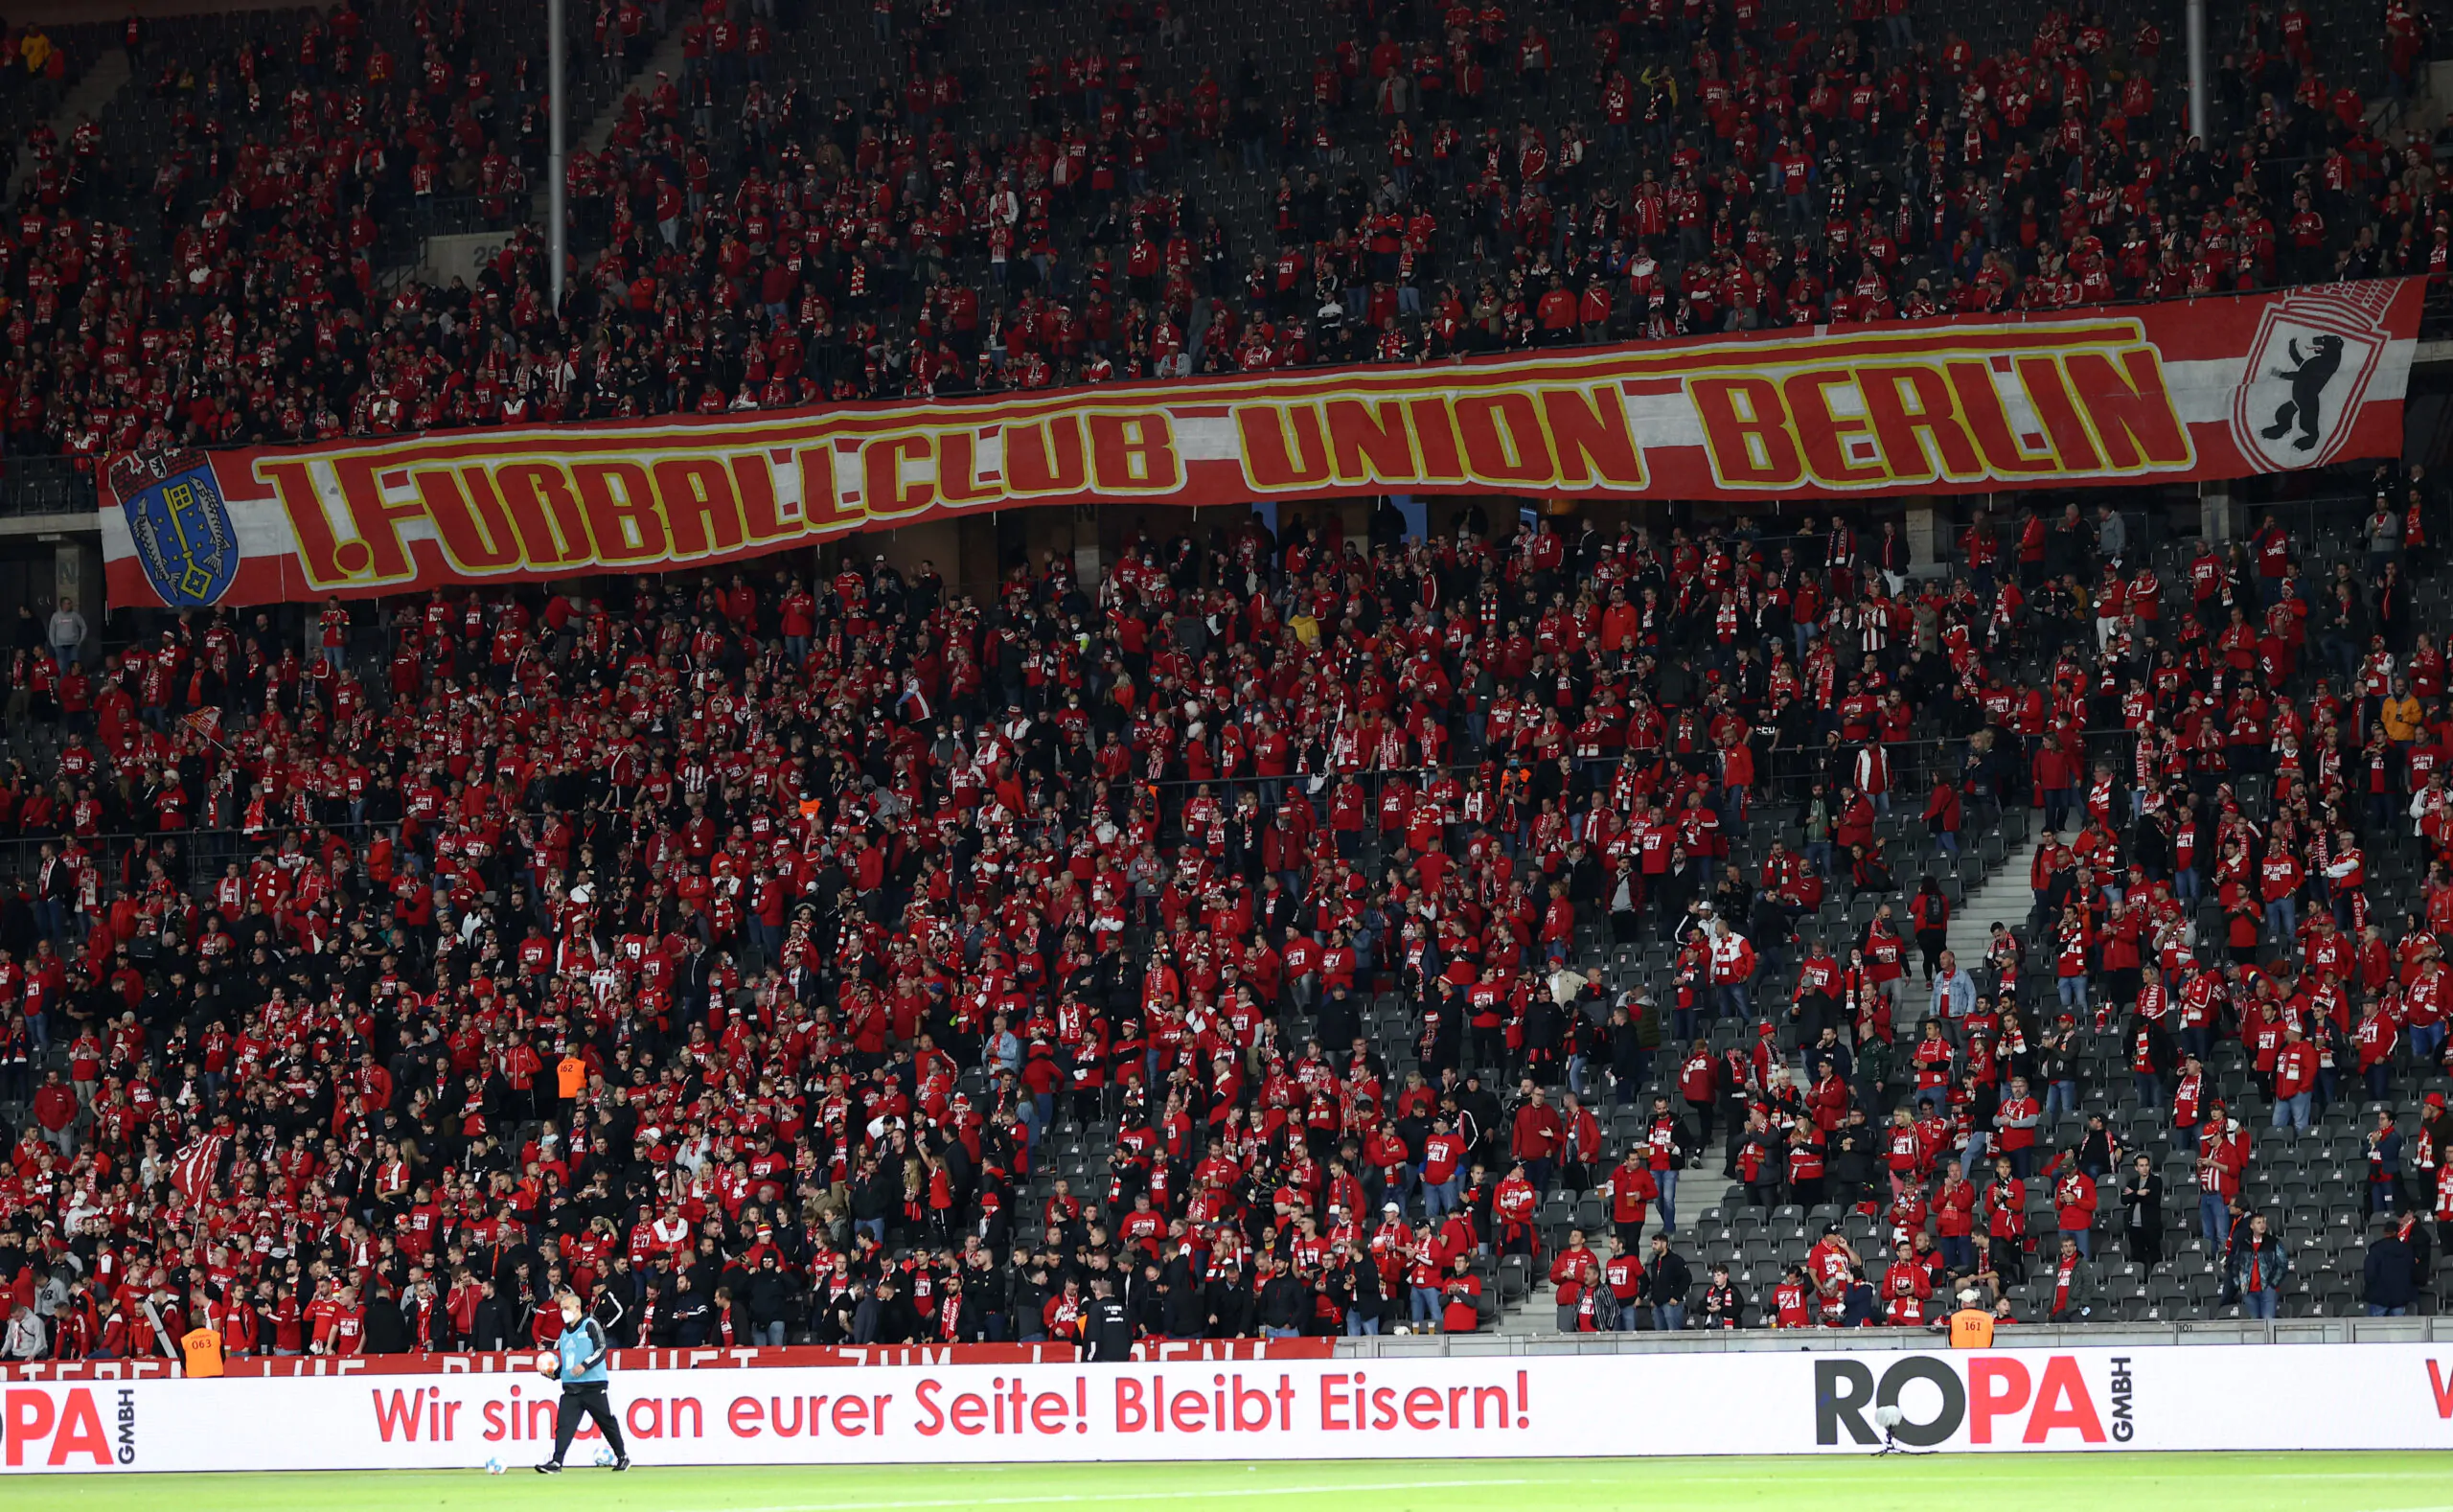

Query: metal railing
<box><xmin>0</xmin><ymin>820</ymin><xmax>381</xmax><ymax>896</ymax></box>
<box><xmin>1330</xmin><ymin>1315</ymin><xmax>2453</xmax><ymax>1356</ymax></box>
<box><xmin>0</xmin><ymin>454</ymin><xmax>99</xmax><ymax>517</ymax></box>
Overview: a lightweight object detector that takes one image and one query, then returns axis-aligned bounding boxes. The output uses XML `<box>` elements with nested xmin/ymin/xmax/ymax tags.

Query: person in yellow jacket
<box><xmin>2380</xmin><ymin>682</ymin><xmax>2424</xmax><ymax>745</ymax></box>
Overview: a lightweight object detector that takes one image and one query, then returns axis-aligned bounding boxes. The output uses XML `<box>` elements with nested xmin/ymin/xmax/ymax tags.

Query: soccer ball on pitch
<box><xmin>592</xmin><ymin>1447</ymin><xmax>618</xmax><ymax>1468</ymax></box>
<box><xmin>484</xmin><ymin>1459</ymin><xmax>505</xmax><ymax>1476</ymax></box>
<box><xmin>534</xmin><ymin>1349</ymin><xmax>562</xmax><ymax>1378</ymax></box>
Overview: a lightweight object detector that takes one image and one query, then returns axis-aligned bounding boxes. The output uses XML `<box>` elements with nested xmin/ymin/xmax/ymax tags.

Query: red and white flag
<box><xmin>170</xmin><ymin>1133</ymin><xmax>225</xmax><ymax>1201</ymax></box>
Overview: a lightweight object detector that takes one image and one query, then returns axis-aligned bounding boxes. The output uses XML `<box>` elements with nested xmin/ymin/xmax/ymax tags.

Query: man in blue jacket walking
<box><xmin>539</xmin><ymin>1289</ymin><xmax>631</xmax><ymax>1474</ymax></box>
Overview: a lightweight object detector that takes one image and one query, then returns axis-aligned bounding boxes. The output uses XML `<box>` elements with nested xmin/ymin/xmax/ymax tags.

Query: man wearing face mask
<box><xmin>538</xmin><ymin>1289</ymin><xmax>631</xmax><ymax>1474</ymax></box>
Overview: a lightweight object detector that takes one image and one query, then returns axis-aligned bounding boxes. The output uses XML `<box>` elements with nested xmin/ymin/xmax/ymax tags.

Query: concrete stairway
<box><xmin>1945</xmin><ymin>833</ymin><xmax>2041</xmax><ymax>977</ymax></box>
<box><xmin>8</xmin><ymin>44</ymin><xmax>129</xmax><ymax>199</ymax></box>
<box><xmin>582</xmin><ymin>26</ymin><xmax>689</xmax><ymax>155</ymax></box>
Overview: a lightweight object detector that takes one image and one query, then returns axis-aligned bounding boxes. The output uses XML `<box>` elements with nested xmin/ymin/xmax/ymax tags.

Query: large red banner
<box><xmin>0</xmin><ymin>1338</ymin><xmax>1330</xmax><ymax>1383</ymax></box>
<box><xmin>99</xmin><ymin>280</ymin><xmax>2421</xmax><ymax>609</ymax></box>
<box><xmin>4</xmin><ymin>1344</ymin><xmax>2451</xmax><ymax>1471</ymax></box>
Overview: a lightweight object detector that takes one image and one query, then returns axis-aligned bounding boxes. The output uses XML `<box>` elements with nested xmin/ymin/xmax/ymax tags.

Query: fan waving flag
<box><xmin>170</xmin><ymin>1132</ymin><xmax>225</xmax><ymax>1201</ymax></box>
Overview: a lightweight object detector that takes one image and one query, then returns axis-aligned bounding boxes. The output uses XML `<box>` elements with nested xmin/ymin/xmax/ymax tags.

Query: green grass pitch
<box><xmin>2</xmin><ymin>1453</ymin><xmax>2442</xmax><ymax>1512</ymax></box>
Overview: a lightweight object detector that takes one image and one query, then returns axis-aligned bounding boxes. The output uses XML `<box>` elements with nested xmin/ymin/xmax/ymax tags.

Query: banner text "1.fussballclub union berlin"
<box><xmin>98</xmin><ymin>281</ymin><xmax>2421</xmax><ymax>610</ymax></box>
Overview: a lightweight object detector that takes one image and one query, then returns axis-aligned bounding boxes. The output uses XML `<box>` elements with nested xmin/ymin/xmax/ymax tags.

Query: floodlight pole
<box><xmin>548</xmin><ymin>0</ymin><xmax>568</xmax><ymax>309</ymax></box>
<box><xmin>2185</xmin><ymin>0</ymin><xmax>2210</xmax><ymax>145</ymax></box>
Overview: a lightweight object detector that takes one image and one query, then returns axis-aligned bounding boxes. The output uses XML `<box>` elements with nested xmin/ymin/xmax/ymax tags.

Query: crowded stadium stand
<box><xmin>4</xmin><ymin>0</ymin><xmax>2453</xmax><ymax>1362</ymax></box>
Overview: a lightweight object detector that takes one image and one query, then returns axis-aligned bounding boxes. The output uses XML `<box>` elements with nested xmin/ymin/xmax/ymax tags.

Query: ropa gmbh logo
<box><xmin>1</xmin><ymin>1386</ymin><xmax>120</xmax><ymax>1468</ymax></box>
<box><xmin>1814</xmin><ymin>1355</ymin><xmax>2125</xmax><ymax>1448</ymax></box>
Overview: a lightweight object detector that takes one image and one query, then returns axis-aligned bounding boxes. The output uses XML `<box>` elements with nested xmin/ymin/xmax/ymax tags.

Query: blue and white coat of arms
<box><xmin>110</xmin><ymin>448</ymin><xmax>239</xmax><ymax>607</ymax></box>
